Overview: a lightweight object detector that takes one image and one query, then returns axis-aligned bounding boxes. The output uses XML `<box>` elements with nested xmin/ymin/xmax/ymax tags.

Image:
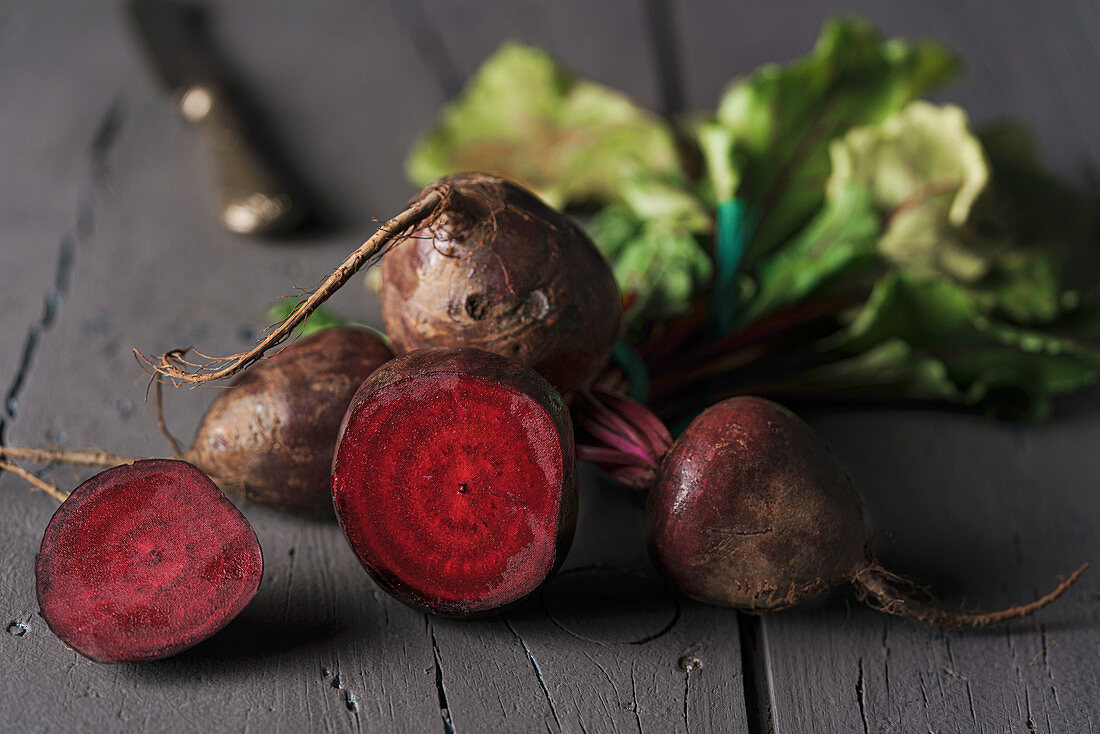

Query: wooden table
<box><xmin>2</xmin><ymin>1</ymin><xmax>1097</xmax><ymax>731</ymax></box>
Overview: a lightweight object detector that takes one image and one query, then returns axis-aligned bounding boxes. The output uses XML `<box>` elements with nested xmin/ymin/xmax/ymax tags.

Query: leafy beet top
<box><xmin>333</xmin><ymin>347</ymin><xmax>576</xmax><ymax>617</ymax></box>
<box><xmin>36</xmin><ymin>459</ymin><xmax>263</xmax><ymax>663</ymax></box>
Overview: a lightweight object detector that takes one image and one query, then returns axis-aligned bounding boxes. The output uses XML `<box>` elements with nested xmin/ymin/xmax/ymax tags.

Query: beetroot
<box><xmin>379</xmin><ymin>174</ymin><xmax>621</xmax><ymax>394</ymax></box>
<box><xmin>332</xmin><ymin>347</ymin><xmax>576</xmax><ymax>617</ymax></box>
<box><xmin>187</xmin><ymin>326</ymin><xmax>393</xmax><ymax>514</ymax></box>
<box><xmin>3</xmin><ymin>327</ymin><xmax>393</xmax><ymax>515</ymax></box>
<box><xmin>141</xmin><ymin>174</ymin><xmax>620</xmax><ymax>396</ymax></box>
<box><xmin>35</xmin><ymin>459</ymin><xmax>262</xmax><ymax>663</ymax></box>
<box><xmin>649</xmin><ymin>396</ymin><xmax>866</xmax><ymax>611</ymax></box>
<box><xmin>576</xmin><ymin>391</ymin><xmax>1086</xmax><ymax>627</ymax></box>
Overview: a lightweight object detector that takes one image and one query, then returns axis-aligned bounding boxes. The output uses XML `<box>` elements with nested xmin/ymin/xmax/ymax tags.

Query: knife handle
<box><xmin>179</xmin><ymin>83</ymin><xmax>304</xmax><ymax>236</ymax></box>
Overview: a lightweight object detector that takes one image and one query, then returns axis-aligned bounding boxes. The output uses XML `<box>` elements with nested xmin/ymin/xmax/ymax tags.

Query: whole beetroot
<box><xmin>187</xmin><ymin>326</ymin><xmax>393</xmax><ymax>514</ymax></box>
<box><xmin>3</xmin><ymin>326</ymin><xmax>393</xmax><ymax>515</ymax></box>
<box><xmin>575</xmin><ymin>391</ymin><xmax>1087</xmax><ymax>627</ymax></box>
<box><xmin>138</xmin><ymin>174</ymin><xmax>620</xmax><ymax>395</ymax></box>
<box><xmin>379</xmin><ymin>174</ymin><xmax>621</xmax><ymax>395</ymax></box>
<box><xmin>649</xmin><ymin>397</ymin><xmax>868</xmax><ymax>611</ymax></box>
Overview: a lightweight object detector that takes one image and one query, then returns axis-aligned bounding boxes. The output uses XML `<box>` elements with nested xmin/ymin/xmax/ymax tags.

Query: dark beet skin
<box><xmin>36</xmin><ymin>459</ymin><xmax>263</xmax><ymax>663</ymax></box>
<box><xmin>648</xmin><ymin>396</ymin><xmax>867</xmax><ymax>611</ymax></box>
<box><xmin>577</xmin><ymin>392</ymin><xmax>1084</xmax><ymax>625</ymax></box>
<box><xmin>379</xmin><ymin>173</ymin><xmax>621</xmax><ymax>395</ymax></box>
<box><xmin>332</xmin><ymin>347</ymin><xmax>577</xmax><ymax>617</ymax></box>
<box><xmin>188</xmin><ymin>327</ymin><xmax>393</xmax><ymax>515</ymax></box>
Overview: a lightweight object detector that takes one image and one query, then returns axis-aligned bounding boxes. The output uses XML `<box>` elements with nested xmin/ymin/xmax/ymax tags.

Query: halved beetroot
<box><xmin>332</xmin><ymin>347</ymin><xmax>576</xmax><ymax>617</ymax></box>
<box><xmin>35</xmin><ymin>459</ymin><xmax>263</xmax><ymax>663</ymax></box>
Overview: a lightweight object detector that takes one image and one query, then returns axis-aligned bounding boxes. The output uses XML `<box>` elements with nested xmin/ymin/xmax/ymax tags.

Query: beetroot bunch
<box><xmin>4</xmin><ymin>173</ymin><xmax>1086</xmax><ymax>664</ymax></box>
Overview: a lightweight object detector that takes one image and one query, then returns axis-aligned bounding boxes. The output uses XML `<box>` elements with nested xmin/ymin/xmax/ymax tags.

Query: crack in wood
<box><xmin>427</xmin><ymin>618</ymin><xmax>456</xmax><ymax>734</ymax></box>
<box><xmin>283</xmin><ymin>539</ymin><xmax>300</xmax><ymax>625</ymax></box>
<box><xmin>1</xmin><ymin>231</ymin><xmax>74</xmax><ymax>434</ymax></box>
<box><xmin>89</xmin><ymin>101</ymin><xmax>124</xmax><ymax>187</ymax></box>
<box><xmin>856</xmin><ymin>657</ymin><xmax>869</xmax><ymax>734</ymax></box>
<box><xmin>628</xmin><ymin>661</ymin><xmax>643</xmax><ymax>734</ymax></box>
<box><xmin>539</xmin><ymin>565</ymin><xmax>682</xmax><ymax>647</ymax></box>
<box><xmin>681</xmin><ymin>670</ymin><xmax>690</xmax><ymax>733</ymax></box>
<box><xmin>881</xmin><ymin>620</ymin><xmax>891</xmax><ymax>700</ymax></box>
<box><xmin>505</xmin><ymin>618</ymin><xmax>562</xmax><ymax>733</ymax></box>
<box><xmin>0</xmin><ymin>98</ymin><xmax>124</xmax><ymax>446</ymax></box>
<box><xmin>736</xmin><ymin>612</ymin><xmax>772</xmax><ymax>734</ymax></box>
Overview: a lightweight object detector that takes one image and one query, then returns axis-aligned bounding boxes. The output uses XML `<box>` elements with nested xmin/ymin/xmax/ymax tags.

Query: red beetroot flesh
<box><xmin>35</xmin><ymin>459</ymin><xmax>263</xmax><ymax>663</ymax></box>
<box><xmin>333</xmin><ymin>348</ymin><xmax>576</xmax><ymax>617</ymax></box>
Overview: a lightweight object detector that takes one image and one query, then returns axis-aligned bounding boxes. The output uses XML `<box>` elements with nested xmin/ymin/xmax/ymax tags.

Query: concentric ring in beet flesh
<box><xmin>35</xmin><ymin>459</ymin><xmax>263</xmax><ymax>663</ymax></box>
<box><xmin>333</xmin><ymin>348</ymin><xmax>576</xmax><ymax>617</ymax></box>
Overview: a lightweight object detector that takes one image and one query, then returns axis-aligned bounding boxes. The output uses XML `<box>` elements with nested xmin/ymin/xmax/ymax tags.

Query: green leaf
<box><xmin>973</xmin><ymin>249</ymin><xmax>1060</xmax><ymax>323</ymax></box>
<box><xmin>829</xmin><ymin>102</ymin><xmax>1072</xmax><ymax>323</ymax></box>
<box><xmin>828</xmin><ymin>101</ymin><xmax>988</xmax><ymax>229</ymax></box>
<box><xmin>265</xmin><ymin>301</ymin><xmax>348</xmax><ymax>338</ymax></box>
<box><xmin>708</xmin><ymin>18</ymin><xmax>961</xmax><ymax>261</ymax></box>
<box><xmin>796</xmin><ymin>339</ymin><xmax>960</xmax><ymax>402</ymax></box>
<box><xmin>588</xmin><ymin>205</ymin><xmax>712</xmax><ymax>322</ymax></box>
<box><xmin>972</xmin><ymin>132</ymin><xmax>1094</xmax><ymax>322</ymax></box>
<box><xmin>815</xmin><ymin>274</ymin><xmax>1100</xmax><ymax>418</ymax></box>
<box><xmin>617</xmin><ymin>175</ymin><xmax>711</xmax><ymax>231</ymax></box>
<box><xmin>695</xmin><ymin>121</ymin><xmax>738</xmax><ymax>204</ymax></box>
<box><xmin>407</xmin><ymin>42</ymin><xmax>684</xmax><ymax>210</ymax></box>
<box><xmin>735</xmin><ymin>185</ymin><xmax>879</xmax><ymax>326</ymax></box>
<box><xmin>828</xmin><ymin>101</ymin><xmax>1003</xmax><ymax>285</ymax></box>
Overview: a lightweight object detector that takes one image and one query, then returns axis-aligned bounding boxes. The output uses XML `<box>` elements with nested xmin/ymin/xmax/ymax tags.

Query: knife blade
<box><xmin>129</xmin><ymin>0</ymin><xmax>306</xmax><ymax>236</ymax></box>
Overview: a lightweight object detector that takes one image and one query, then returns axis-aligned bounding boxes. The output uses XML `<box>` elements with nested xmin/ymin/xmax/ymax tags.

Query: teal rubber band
<box><xmin>712</xmin><ymin>198</ymin><xmax>753</xmax><ymax>335</ymax></box>
<box><xmin>611</xmin><ymin>340</ymin><xmax>650</xmax><ymax>403</ymax></box>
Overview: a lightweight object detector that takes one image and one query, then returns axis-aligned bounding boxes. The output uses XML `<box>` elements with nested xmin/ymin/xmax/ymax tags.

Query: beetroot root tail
<box><xmin>138</xmin><ymin>187</ymin><xmax>448</xmax><ymax>387</ymax></box>
<box><xmin>853</xmin><ymin>561</ymin><xmax>1088</xmax><ymax>628</ymax></box>
<box><xmin>0</xmin><ymin>445</ymin><xmax>144</xmax><ymax>469</ymax></box>
<box><xmin>154</xmin><ymin>379</ymin><xmax>186</xmax><ymax>457</ymax></box>
<box><xmin>0</xmin><ymin>460</ymin><xmax>68</xmax><ymax>502</ymax></box>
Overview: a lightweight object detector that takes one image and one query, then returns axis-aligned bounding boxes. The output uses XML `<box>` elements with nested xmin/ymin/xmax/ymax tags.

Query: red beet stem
<box><xmin>572</xmin><ymin>389</ymin><xmax>673</xmax><ymax>490</ymax></box>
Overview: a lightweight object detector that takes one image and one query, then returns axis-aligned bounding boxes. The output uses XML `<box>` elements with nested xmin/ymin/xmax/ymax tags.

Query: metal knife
<box><xmin>129</xmin><ymin>0</ymin><xmax>306</xmax><ymax>236</ymax></box>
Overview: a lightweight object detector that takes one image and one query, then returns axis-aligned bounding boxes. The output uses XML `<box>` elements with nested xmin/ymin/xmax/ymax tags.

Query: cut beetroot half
<box><xmin>333</xmin><ymin>347</ymin><xmax>576</xmax><ymax>617</ymax></box>
<box><xmin>35</xmin><ymin>459</ymin><xmax>263</xmax><ymax>663</ymax></box>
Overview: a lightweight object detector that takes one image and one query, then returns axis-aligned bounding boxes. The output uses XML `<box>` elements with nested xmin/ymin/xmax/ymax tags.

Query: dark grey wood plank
<box><xmin>0</xmin><ymin>0</ymin><xmax>131</xmax><ymax>435</ymax></box>
<box><xmin>0</xmin><ymin>2</ymin><xmax>746</xmax><ymax>733</ymax></box>
<box><xmin>406</xmin><ymin>0</ymin><xmax>665</xmax><ymax>110</ymax></box>
<box><xmin>4</xmin><ymin>0</ymin><xmax>1098</xmax><ymax>732</ymax></box>
<box><xmin>765</xmin><ymin>407</ymin><xmax>1100</xmax><ymax>733</ymax></box>
<box><xmin>426</xmin><ymin>468</ymin><xmax>748</xmax><ymax>733</ymax></box>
